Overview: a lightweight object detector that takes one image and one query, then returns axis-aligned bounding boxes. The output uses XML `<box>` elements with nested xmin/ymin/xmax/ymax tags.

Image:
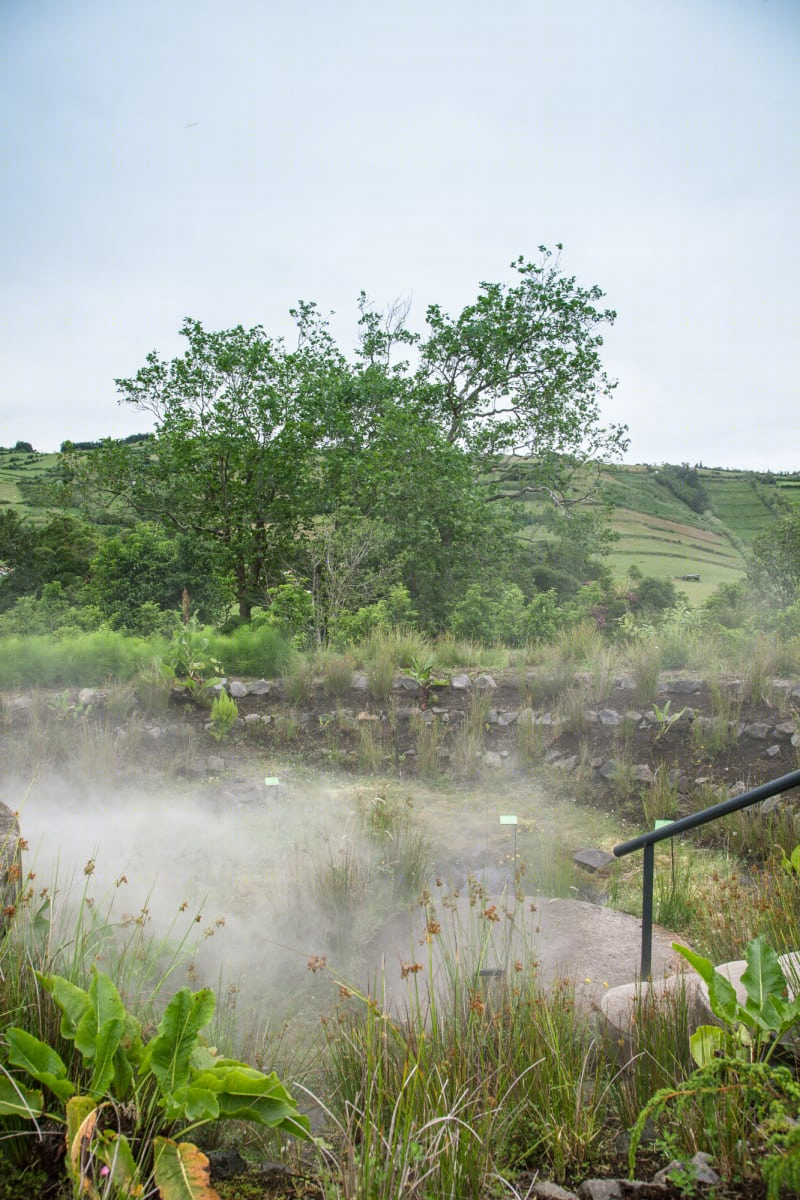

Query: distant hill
<box><xmin>2</xmin><ymin>443</ymin><xmax>798</xmax><ymax>605</ymax></box>
<box><xmin>598</xmin><ymin>464</ymin><xmax>800</xmax><ymax>603</ymax></box>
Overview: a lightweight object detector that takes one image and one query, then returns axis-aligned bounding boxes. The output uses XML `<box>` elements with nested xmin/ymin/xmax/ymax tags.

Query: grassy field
<box><xmin>700</xmin><ymin>469</ymin><xmax>785</xmax><ymax>542</ymax></box>
<box><xmin>0</xmin><ymin>447</ymin><xmax>64</xmax><ymax>521</ymax></box>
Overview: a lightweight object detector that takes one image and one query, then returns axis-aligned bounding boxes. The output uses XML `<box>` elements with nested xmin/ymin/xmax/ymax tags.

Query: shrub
<box><xmin>209</xmin><ymin>690</ymin><xmax>238</xmax><ymax>740</ymax></box>
<box><xmin>0</xmin><ymin>630</ymin><xmax>154</xmax><ymax>688</ymax></box>
<box><xmin>449</xmin><ymin>584</ymin><xmax>501</xmax><ymax>643</ymax></box>
<box><xmin>332</xmin><ymin>585</ymin><xmax>419</xmax><ymax>646</ymax></box>
<box><xmin>521</xmin><ymin>588</ymin><xmax>560</xmax><ymax>643</ymax></box>
<box><xmin>255</xmin><ymin>580</ymin><xmax>314</xmax><ymax>647</ymax></box>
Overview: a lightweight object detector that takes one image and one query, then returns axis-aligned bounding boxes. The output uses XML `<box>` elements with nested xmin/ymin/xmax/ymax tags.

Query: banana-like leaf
<box><xmin>145</xmin><ymin>988</ymin><xmax>215</xmax><ymax>1095</ymax></box>
<box><xmin>673</xmin><ymin>943</ymin><xmax>738</xmax><ymax>1025</ymax></box>
<box><xmin>75</xmin><ymin>971</ymin><xmax>126</xmax><ymax>1062</ymax></box>
<box><xmin>188</xmin><ymin>1065</ymin><xmax>311</xmax><ymax>1138</ymax></box>
<box><xmin>113</xmin><ymin>1044</ymin><xmax>134</xmax><ymax>1099</ymax></box>
<box><xmin>90</xmin><ymin>1017</ymin><xmax>125</xmax><ymax>1097</ymax></box>
<box><xmin>0</xmin><ymin>1073</ymin><xmax>43</xmax><ymax>1118</ymax></box>
<box><xmin>152</xmin><ymin>1138</ymin><xmax>221</xmax><ymax>1200</ymax></box>
<box><xmin>741</xmin><ymin>935</ymin><xmax>787</xmax><ymax>1024</ymax></box>
<box><xmin>37</xmin><ymin>972</ymin><xmax>91</xmax><ymax>1041</ymax></box>
<box><xmin>6</xmin><ymin>1026</ymin><xmax>76</xmax><ymax>1101</ymax></box>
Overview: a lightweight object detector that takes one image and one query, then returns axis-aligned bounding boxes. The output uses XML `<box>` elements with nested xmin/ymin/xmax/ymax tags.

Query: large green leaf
<box><xmin>674</xmin><ymin>943</ymin><xmax>738</xmax><ymax>1025</ymax></box>
<box><xmin>189</xmin><ymin>1065</ymin><xmax>310</xmax><ymax>1138</ymax></box>
<box><xmin>146</xmin><ymin>988</ymin><xmax>215</xmax><ymax>1096</ymax></box>
<box><xmin>741</xmin><ymin>935</ymin><xmax>787</xmax><ymax>1026</ymax></box>
<box><xmin>152</xmin><ymin>1137</ymin><xmax>220</xmax><ymax>1200</ymax></box>
<box><xmin>36</xmin><ymin>972</ymin><xmax>91</xmax><ymax>1040</ymax></box>
<box><xmin>5</xmin><ymin>1027</ymin><xmax>76</xmax><ymax>1101</ymax></box>
<box><xmin>707</xmin><ymin>971</ymin><xmax>740</xmax><ymax>1026</ymax></box>
<box><xmin>672</xmin><ymin>942</ymin><xmax>715</xmax><ymax>985</ymax></box>
<box><xmin>162</xmin><ymin>1084</ymin><xmax>219</xmax><ymax>1123</ymax></box>
<box><xmin>89</xmin><ymin>1016</ymin><xmax>125</xmax><ymax>1097</ymax></box>
<box><xmin>74</xmin><ymin>971</ymin><xmax>126</xmax><ymax>1062</ymax></box>
<box><xmin>0</xmin><ymin>1073</ymin><xmax>43</xmax><ymax>1118</ymax></box>
<box><xmin>689</xmin><ymin>1024</ymin><xmax>734</xmax><ymax>1068</ymax></box>
<box><xmin>112</xmin><ymin>1044</ymin><xmax>134</xmax><ymax>1099</ymax></box>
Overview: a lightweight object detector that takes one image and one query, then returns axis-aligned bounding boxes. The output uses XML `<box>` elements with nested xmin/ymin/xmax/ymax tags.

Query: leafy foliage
<box><xmin>749</xmin><ymin>513</ymin><xmax>800</xmax><ymax>606</ymax></box>
<box><xmin>0</xmin><ymin>968</ymin><xmax>309</xmax><ymax>1197</ymax></box>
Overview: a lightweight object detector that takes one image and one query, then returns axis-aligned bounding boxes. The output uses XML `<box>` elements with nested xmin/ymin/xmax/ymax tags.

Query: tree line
<box><xmin>1</xmin><ymin>250</ymin><xmax>796</xmax><ymax>642</ymax></box>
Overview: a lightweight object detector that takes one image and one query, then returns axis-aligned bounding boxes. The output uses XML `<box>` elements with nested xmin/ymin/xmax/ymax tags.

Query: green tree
<box><xmin>88</xmin><ymin>522</ymin><xmax>230</xmax><ymax>630</ymax></box>
<box><xmin>0</xmin><ymin>513</ymin><xmax>95</xmax><ymax>610</ymax></box>
<box><xmin>749</xmin><ymin>514</ymin><xmax>800</xmax><ymax>606</ymax></box>
<box><xmin>415</xmin><ymin>247</ymin><xmax>628</xmax><ymax>504</ymax></box>
<box><xmin>79</xmin><ymin>315</ymin><xmax>346</xmax><ymax>619</ymax></box>
<box><xmin>77</xmin><ymin>252</ymin><xmax>624</xmax><ymax>630</ymax></box>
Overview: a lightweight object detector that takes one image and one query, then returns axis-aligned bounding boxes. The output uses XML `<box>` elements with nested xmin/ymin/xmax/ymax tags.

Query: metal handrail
<box><xmin>613</xmin><ymin>767</ymin><xmax>800</xmax><ymax>977</ymax></box>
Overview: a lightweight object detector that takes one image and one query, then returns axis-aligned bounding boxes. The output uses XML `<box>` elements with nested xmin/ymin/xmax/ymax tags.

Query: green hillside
<box><xmin>2</xmin><ymin>443</ymin><xmax>799</xmax><ymax>608</ymax></box>
<box><xmin>594</xmin><ymin>464</ymin><xmax>800</xmax><ymax>603</ymax></box>
<box><xmin>701</xmin><ymin>469</ymin><xmax>788</xmax><ymax>542</ymax></box>
<box><xmin>0</xmin><ymin>447</ymin><xmax>64</xmax><ymax>521</ymax></box>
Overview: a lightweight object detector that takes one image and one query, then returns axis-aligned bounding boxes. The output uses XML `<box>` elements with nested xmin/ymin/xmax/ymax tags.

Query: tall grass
<box><xmin>208</xmin><ymin>623</ymin><xmax>293</xmax><ymax>677</ymax></box>
<box><xmin>627</xmin><ymin>640</ymin><xmax>661</xmax><ymax>706</ymax></box>
<box><xmin>524</xmin><ymin>645</ymin><xmax>573</xmax><ymax>705</ymax></box>
<box><xmin>319</xmin><ymin>912</ymin><xmax>611</xmax><ymax>1195</ymax></box>
<box><xmin>0</xmin><ymin>623</ymin><xmax>293</xmax><ymax>689</ymax></box>
<box><xmin>452</xmin><ymin>692</ymin><xmax>492</xmax><ymax>780</ymax></box>
<box><xmin>434</xmin><ymin>633</ymin><xmax>510</xmax><ymax>672</ymax></box>
<box><xmin>0</xmin><ymin>631</ymin><xmax>155</xmax><ymax>687</ymax></box>
<box><xmin>692</xmin><ymin>679</ymin><xmax>741</xmax><ymax>756</ymax></box>
<box><xmin>318</xmin><ymin>650</ymin><xmax>354</xmax><ymax>697</ymax></box>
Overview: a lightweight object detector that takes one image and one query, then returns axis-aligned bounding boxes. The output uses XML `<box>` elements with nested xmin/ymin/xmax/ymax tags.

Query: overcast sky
<box><xmin>1</xmin><ymin>0</ymin><xmax>798</xmax><ymax>469</ymax></box>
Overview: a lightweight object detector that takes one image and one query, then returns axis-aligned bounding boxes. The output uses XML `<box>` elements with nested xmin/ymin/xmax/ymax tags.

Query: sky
<box><xmin>0</xmin><ymin>0</ymin><xmax>798</xmax><ymax>470</ymax></box>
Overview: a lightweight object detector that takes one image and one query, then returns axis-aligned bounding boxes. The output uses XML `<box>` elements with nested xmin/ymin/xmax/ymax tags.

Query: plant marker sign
<box><xmin>500</xmin><ymin>814</ymin><xmax>518</xmax><ymax>877</ymax></box>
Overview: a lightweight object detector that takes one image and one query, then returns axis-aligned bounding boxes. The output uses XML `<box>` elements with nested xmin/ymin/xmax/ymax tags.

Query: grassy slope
<box><xmin>3</xmin><ymin>446</ymin><xmax>800</xmax><ymax>605</ymax></box>
<box><xmin>0</xmin><ymin>449</ymin><xmax>65</xmax><ymax>521</ymax></box>
<box><xmin>596</xmin><ymin>466</ymin><xmax>746</xmax><ymax>602</ymax></box>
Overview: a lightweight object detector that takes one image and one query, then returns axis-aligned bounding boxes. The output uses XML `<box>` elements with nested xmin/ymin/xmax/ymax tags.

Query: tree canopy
<box><xmin>77</xmin><ymin>252</ymin><xmax>626</xmax><ymax>624</ymax></box>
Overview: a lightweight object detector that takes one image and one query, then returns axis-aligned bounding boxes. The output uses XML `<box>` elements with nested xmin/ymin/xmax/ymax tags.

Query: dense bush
<box><xmin>88</xmin><ymin>521</ymin><xmax>230</xmax><ymax>629</ymax></box>
<box><xmin>655</xmin><ymin>463</ymin><xmax>709</xmax><ymax>513</ymax></box>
